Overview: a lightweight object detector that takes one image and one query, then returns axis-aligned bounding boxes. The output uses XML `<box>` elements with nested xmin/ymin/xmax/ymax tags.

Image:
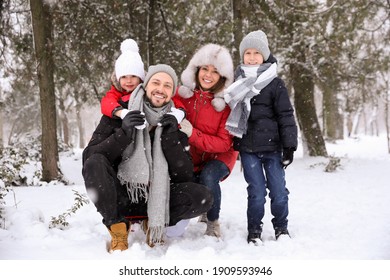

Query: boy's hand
<box><xmin>282</xmin><ymin>148</ymin><xmax>294</xmax><ymax>168</ymax></box>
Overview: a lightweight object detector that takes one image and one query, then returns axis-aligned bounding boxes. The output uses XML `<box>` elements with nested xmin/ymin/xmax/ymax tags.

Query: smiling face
<box><xmin>243</xmin><ymin>48</ymin><xmax>264</xmax><ymax>65</ymax></box>
<box><xmin>119</xmin><ymin>75</ymin><xmax>142</xmax><ymax>92</ymax></box>
<box><xmin>144</xmin><ymin>72</ymin><xmax>174</xmax><ymax>107</ymax></box>
<box><xmin>197</xmin><ymin>65</ymin><xmax>221</xmax><ymax>91</ymax></box>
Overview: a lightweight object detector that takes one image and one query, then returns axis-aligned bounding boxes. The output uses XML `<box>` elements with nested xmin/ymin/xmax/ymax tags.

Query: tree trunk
<box><xmin>58</xmin><ymin>97</ymin><xmax>69</xmax><ymax>146</ymax></box>
<box><xmin>290</xmin><ymin>49</ymin><xmax>328</xmax><ymax>157</ymax></box>
<box><xmin>385</xmin><ymin>78</ymin><xmax>390</xmax><ymax>153</ymax></box>
<box><xmin>30</xmin><ymin>0</ymin><xmax>59</xmax><ymax>181</ymax></box>
<box><xmin>76</xmin><ymin>103</ymin><xmax>85</xmax><ymax>149</ymax></box>
<box><xmin>231</xmin><ymin>0</ymin><xmax>243</xmax><ymax>66</ymax></box>
<box><xmin>146</xmin><ymin>0</ymin><xmax>157</xmax><ymax>66</ymax></box>
<box><xmin>0</xmin><ymin>98</ymin><xmax>3</xmax><ymax>149</ymax></box>
<box><xmin>368</xmin><ymin>105</ymin><xmax>379</xmax><ymax>136</ymax></box>
<box><xmin>322</xmin><ymin>86</ymin><xmax>343</xmax><ymax>140</ymax></box>
<box><xmin>386</xmin><ymin>89</ymin><xmax>390</xmax><ymax>154</ymax></box>
<box><xmin>61</xmin><ymin>113</ymin><xmax>70</xmax><ymax>147</ymax></box>
<box><xmin>351</xmin><ymin>105</ymin><xmax>363</xmax><ymax>136</ymax></box>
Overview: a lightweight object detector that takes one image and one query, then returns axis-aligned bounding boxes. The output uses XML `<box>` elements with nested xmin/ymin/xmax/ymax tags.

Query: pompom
<box><xmin>211</xmin><ymin>91</ymin><xmax>227</xmax><ymax>112</ymax></box>
<box><xmin>120</xmin><ymin>39</ymin><xmax>139</xmax><ymax>53</ymax></box>
<box><xmin>178</xmin><ymin>85</ymin><xmax>194</xmax><ymax>99</ymax></box>
<box><xmin>211</xmin><ymin>97</ymin><xmax>226</xmax><ymax>112</ymax></box>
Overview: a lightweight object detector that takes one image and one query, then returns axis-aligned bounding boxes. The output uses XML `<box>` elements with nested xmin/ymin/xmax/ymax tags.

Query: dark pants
<box><xmin>82</xmin><ymin>154</ymin><xmax>213</xmax><ymax>227</ymax></box>
<box><xmin>240</xmin><ymin>151</ymin><xmax>289</xmax><ymax>234</ymax></box>
<box><xmin>193</xmin><ymin>160</ymin><xmax>230</xmax><ymax>222</ymax></box>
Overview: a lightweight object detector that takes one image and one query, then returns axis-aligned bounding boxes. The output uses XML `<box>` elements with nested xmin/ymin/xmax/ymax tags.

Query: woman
<box><xmin>177</xmin><ymin>44</ymin><xmax>238</xmax><ymax>238</ymax></box>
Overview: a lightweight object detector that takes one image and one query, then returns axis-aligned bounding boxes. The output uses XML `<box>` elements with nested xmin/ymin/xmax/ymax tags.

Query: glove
<box><xmin>167</xmin><ymin>107</ymin><xmax>185</xmax><ymax>123</ymax></box>
<box><xmin>179</xmin><ymin>119</ymin><xmax>193</xmax><ymax>138</ymax></box>
<box><xmin>121</xmin><ymin>110</ymin><xmax>145</xmax><ymax>137</ymax></box>
<box><xmin>282</xmin><ymin>148</ymin><xmax>294</xmax><ymax>169</ymax></box>
<box><xmin>159</xmin><ymin>114</ymin><xmax>179</xmax><ymax>134</ymax></box>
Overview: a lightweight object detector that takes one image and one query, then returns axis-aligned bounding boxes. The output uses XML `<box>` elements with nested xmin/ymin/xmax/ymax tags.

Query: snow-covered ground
<box><xmin>1</xmin><ymin>135</ymin><xmax>390</xmax><ymax>279</ymax></box>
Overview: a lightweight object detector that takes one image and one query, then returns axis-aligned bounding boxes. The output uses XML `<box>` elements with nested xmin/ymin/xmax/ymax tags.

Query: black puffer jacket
<box><xmin>233</xmin><ymin>56</ymin><xmax>298</xmax><ymax>153</ymax></box>
<box><xmin>82</xmin><ymin>102</ymin><xmax>193</xmax><ymax>183</ymax></box>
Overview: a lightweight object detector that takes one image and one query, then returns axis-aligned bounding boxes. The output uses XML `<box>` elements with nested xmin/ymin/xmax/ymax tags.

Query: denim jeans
<box><xmin>240</xmin><ymin>151</ymin><xmax>289</xmax><ymax>234</ymax></box>
<box><xmin>194</xmin><ymin>160</ymin><xmax>230</xmax><ymax>221</ymax></box>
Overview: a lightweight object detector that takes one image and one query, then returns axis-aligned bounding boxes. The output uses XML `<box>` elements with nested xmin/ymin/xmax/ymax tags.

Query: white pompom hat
<box><xmin>115</xmin><ymin>38</ymin><xmax>145</xmax><ymax>81</ymax></box>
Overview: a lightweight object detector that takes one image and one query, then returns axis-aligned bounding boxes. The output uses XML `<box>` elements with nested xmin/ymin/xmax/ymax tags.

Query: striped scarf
<box><xmin>224</xmin><ymin>63</ymin><xmax>277</xmax><ymax>138</ymax></box>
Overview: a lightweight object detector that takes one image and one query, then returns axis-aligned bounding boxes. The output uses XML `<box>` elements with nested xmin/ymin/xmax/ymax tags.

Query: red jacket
<box><xmin>176</xmin><ymin>88</ymin><xmax>238</xmax><ymax>175</ymax></box>
<box><xmin>101</xmin><ymin>85</ymin><xmax>185</xmax><ymax>117</ymax></box>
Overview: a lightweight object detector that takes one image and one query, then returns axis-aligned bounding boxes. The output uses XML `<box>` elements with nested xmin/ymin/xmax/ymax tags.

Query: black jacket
<box><xmin>82</xmin><ymin>110</ymin><xmax>193</xmax><ymax>184</ymax></box>
<box><xmin>233</xmin><ymin>56</ymin><xmax>298</xmax><ymax>153</ymax></box>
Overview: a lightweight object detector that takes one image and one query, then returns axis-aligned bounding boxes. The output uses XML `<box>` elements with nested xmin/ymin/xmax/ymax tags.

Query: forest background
<box><xmin>0</xmin><ymin>0</ymin><xmax>389</xmax><ymax>187</ymax></box>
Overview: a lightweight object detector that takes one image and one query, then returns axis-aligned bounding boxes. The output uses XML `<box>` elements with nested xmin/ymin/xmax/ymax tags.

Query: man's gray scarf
<box><xmin>224</xmin><ymin>63</ymin><xmax>277</xmax><ymax>138</ymax></box>
<box><xmin>117</xmin><ymin>84</ymin><xmax>173</xmax><ymax>244</ymax></box>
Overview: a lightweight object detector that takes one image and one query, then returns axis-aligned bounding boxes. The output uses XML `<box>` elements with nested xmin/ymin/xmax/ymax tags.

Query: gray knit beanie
<box><xmin>239</xmin><ymin>30</ymin><xmax>270</xmax><ymax>62</ymax></box>
<box><xmin>143</xmin><ymin>64</ymin><xmax>178</xmax><ymax>96</ymax></box>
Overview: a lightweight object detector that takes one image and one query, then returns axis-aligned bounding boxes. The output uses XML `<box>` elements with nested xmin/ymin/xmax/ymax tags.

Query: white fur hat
<box><xmin>239</xmin><ymin>30</ymin><xmax>270</xmax><ymax>62</ymax></box>
<box><xmin>115</xmin><ymin>39</ymin><xmax>145</xmax><ymax>81</ymax></box>
<box><xmin>179</xmin><ymin>44</ymin><xmax>234</xmax><ymax>112</ymax></box>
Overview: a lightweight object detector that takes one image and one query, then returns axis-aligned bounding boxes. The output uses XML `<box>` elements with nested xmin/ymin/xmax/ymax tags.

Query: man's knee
<box><xmin>191</xmin><ymin>183</ymin><xmax>214</xmax><ymax>212</ymax></box>
<box><xmin>171</xmin><ymin>182</ymin><xmax>213</xmax><ymax>213</ymax></box>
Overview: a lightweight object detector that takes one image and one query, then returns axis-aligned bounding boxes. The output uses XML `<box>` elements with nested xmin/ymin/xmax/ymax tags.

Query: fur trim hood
<box><xmin>111</xmin><ymin>71</ymin><xmax>123</xmax><ymax>92</ymax></box>
<box><xmin>179</xmin><ymin>44</ymin><xmax>234</xmax><ymax>112</ymax></box>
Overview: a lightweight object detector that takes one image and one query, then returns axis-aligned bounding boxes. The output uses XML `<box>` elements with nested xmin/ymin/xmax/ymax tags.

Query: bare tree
<box><xmin>0</xmin><ymin>92</ymin><xmax>3</xmax><ymax>150</ymax></box>
<box><xmin>231</xmin><ymin>0</ymin><xmax>243</xmax><ymax>66</ymax></box>
<box><xmin>146</xmin><ymin>0</ymin><xmax>157</xmax><ymax>66</ymax></box>
<box><xmin>30</xmin><ymin>0</ymin><xmax>59</xmax><ymax>181</ymax></box>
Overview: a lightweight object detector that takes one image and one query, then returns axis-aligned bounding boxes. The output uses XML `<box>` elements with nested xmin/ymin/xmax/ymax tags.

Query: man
<box><xmin>82</xmin><ymin>64</ymin><xmax>213</xmax><ymax>252</ymax></box>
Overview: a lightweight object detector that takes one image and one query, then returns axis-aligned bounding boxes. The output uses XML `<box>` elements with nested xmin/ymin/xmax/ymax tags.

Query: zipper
<box><xmin>193</xmin><ymin>92</ymin><xmax>209</xmax><ymax>125</ymax></box>
<box><xmin>194</xmin><ymin>91</ymin><xmax>209</xmax><ymax>162</ymax></box>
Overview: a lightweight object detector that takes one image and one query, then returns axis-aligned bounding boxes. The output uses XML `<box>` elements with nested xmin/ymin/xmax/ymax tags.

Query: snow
<box><xmin>1</xmin><ymin>135</ymin><xmax>390</xmax><ymax>279</ymax></box>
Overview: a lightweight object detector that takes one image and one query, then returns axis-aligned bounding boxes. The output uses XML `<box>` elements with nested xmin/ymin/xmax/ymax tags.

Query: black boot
<box><xmin>247</xmin><ymin>232</ymin><xmax>262</xmax><ymax>246</ymax></box>
<box><xmin>275</xmin><ymin>227</ymin><xmax>290</xmax><ymax>240</ymax></box>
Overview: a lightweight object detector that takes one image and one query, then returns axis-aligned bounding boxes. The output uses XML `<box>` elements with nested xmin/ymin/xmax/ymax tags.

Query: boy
<box><xmin>225</xmin><ymin>30</ymin><xmax>298</xmax><ymax>245</ymax></box>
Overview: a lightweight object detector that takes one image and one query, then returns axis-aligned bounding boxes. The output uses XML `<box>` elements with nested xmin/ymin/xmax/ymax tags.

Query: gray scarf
<box><xmin>224</xmin><ymin>63</ymin><xmax>277</xmax><ymax>138</ymax></box>
<box><xmin>117</xmin><ymin>84</ymin><xmax>173</xmax><ymax>244</ymax></box>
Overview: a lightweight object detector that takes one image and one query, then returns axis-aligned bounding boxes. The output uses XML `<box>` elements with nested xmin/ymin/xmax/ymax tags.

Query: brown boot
<box><xmin>108</xmin><ymin>222</ymin><xmax>129</xmax><ymax>252</ymax></box>
<box><xmin>198</xmin><ymin>213</ymin><xmax>208</xmax><ymax>223</ymax></box>
<box><xmin>205</xmin><ymin>220</ymin><xmax>221</xmax><ymax>238</ymax></box>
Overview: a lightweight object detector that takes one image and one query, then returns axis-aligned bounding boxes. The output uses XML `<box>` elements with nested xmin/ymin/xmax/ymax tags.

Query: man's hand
<box><xmin>159</xmin><ymin>114</ymin><xmax>179</xmax><ymax>134</ymax></box>
<box><xmin>122</xmin><ymin>110</ymin><xmax>145</xmax><ymax>137</ymax></box>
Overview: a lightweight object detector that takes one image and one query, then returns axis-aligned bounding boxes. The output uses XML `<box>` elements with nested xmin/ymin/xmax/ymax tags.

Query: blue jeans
<box><xmin>194</xmin><ymin>160</ymin><xmax>230</xmax><ymax>221</ymax></box>
<box><xmin>240</xmin><ymin>151</ymin><xmax>289</xmax><ymax>234</ymax></box>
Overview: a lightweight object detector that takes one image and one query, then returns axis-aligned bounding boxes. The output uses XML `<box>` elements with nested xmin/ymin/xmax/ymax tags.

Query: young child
<box><xmin>101</xmin><ymin>38</ymin><xmax>185</xmax><ymax>121</ymax></box>
<box><xmin>224</xmin><ymin>30</ymin><xmax>298</xmax><ymax>245</ymax></box>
